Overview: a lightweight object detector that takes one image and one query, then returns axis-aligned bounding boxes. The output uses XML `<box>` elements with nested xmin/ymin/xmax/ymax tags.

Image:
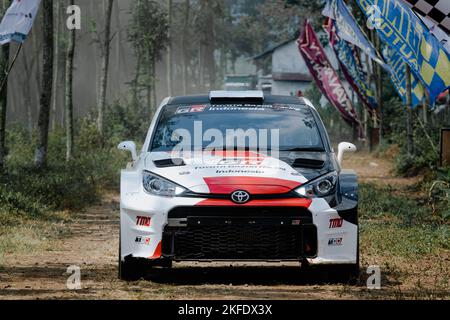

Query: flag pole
<box><xmin>405</xmin><ymin>63</ymin><xmax>414</xmax><ymax>155</ymax></box>
<box><xmin>0</xmin><ymin>42</ymin><xmax>23</xmax><ymax>93</ymax></box>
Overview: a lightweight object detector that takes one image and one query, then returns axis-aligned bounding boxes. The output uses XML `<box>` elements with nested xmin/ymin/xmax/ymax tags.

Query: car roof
<box><xmin>167</xmin><ymin>94</ymin><xmax>311</xmax><ymax>106</ymax></box>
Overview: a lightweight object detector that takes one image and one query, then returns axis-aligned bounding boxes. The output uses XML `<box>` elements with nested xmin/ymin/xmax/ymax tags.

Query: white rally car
<box><xmin>118</xmin><ymin>91</ymin><xmax>359</xmax><ymax>280</ymax></box>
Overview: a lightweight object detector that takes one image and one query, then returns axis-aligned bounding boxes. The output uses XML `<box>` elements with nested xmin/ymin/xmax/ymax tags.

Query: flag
<box><xmin>356</xmin><ymin>0</ymin><xmax>450</xmax><ymax>105</ymax></box>
<box><xmin>400</xmin><ymin>0</ymin><xmax>450</xmax><ymax>53</ymax></box>
<box><xmin>323</xmin><ymin>0</ymin><xmax>389</xmax><ymax>71</ymax></box>
<box><xmin>0</xmin><ymin>0</ymin><xmax>41</xmax><ymax>45</ymax></box>
<box><xmin>298</xmin><ymin>20</ymin><xmax>362</xmax><ymax>133</ymax></box>
<box><xmin>400</xmin><ymin>0</ymin><xmax>450</xmax><ymax>34</ymax></box>
<box><xmin>324</xmin><ymin>18</ymin><xmax>378</xmax><ymax>113</ymax></box>
<box><xmin>382</xmin><ymin>45</ymin><xmax>425</xmax><ymax>108</ymax></box>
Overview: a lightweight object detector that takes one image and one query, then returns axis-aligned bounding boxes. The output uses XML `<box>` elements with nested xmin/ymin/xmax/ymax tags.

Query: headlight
<box><xmin>142</xmin><ymin>171</ymin><xmax>186</xmax><ymax>197</ymax></box>
<box><xmin>294</xmin><ymin>171</ymin><xmax>338</xmax><ymax>198</ymax></box>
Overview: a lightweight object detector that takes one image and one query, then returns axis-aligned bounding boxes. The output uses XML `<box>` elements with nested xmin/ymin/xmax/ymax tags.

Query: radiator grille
<box><xmin>163</xmin><ymin>206</ymin><xmax>317</xmax><ymax>260</ymax></box>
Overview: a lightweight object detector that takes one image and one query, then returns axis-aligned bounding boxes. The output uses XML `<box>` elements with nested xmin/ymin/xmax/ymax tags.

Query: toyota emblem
<box><xmin>231</xmin><ymin>190</ymin><xmax>250</xmax><ymax>204</ymax></box>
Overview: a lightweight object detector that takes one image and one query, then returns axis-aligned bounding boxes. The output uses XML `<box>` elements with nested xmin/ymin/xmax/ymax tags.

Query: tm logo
<box><xmin>366</xmin><ymin>5</ymin><xmax>382</xmax><ymax>30</ymax></box>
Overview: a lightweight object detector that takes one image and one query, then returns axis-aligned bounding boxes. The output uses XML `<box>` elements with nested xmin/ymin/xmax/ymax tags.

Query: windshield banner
<box><xmin>298</xmin><ymin>20</ymin><xmax>363</xmax><ymax>137</ymax></box>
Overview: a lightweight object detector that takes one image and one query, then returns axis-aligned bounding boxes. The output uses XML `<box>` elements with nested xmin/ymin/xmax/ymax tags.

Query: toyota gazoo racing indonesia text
<box><xmin>117</xmin><ymin>91</ymin><xmax>359</xmax><ymax>280</ymax></box>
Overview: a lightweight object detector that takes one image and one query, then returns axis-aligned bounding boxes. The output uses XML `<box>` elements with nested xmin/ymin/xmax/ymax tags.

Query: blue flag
<box><xmin>324</xmin><ymin>18</ymin><xmax>378</xmax><ymax>111</ymax></box>
<box><xmin>323</xmin><ymin>0</ymin><xmax>389</xmax><ymax>71</ymax></box>
<box><xmin>382</xmin><ymin>45</ymin><xmax>425</xmax><ymax>108</ymax></box>
<box><xmin>356</xmin><ymin>0</ymin><xmax>450</xmax><ymax>105</ymax></box>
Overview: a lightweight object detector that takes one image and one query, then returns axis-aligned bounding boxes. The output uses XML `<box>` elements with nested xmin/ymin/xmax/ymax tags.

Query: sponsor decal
<box><xmin>135</xmin><ymin>236</ymin><xmax>151</xmax><ymax>245</ymax></box>
<box><xmin>176</xmin><ymin>105</ymin><xmax>207</xmax><ymax>114</ymax></box>
<box><xmin>329</xmin><ymin>218</ymin><xmax>343</xmax><ymax>229</ymax></box>
<box><xmin>136</xmin><ymin>216</ymin><xmax>151</xmax><ymax>227</ymax></box>
<box><xmin>189</xmin><ymin>105</ymin><xmax>206</xmax><ymax>112</ymax></box>
<box><xmin>208</xmin><ymin>105</ymin><xmax>267</xmax><ymax>112</ymax></box>
<box><xmin>176</xmin><ymin>106</ymin><xmax>191</xmax><ymax>114</ymax></box>
<box><xmin>328</xmin><ymin>237</ymin><xmax>343</xmax><ymax>246</ymax></box>
<box><xmin>217</xmin><ymin>158</ymin><xmax>264</xmax><ymax>166</ymax></box>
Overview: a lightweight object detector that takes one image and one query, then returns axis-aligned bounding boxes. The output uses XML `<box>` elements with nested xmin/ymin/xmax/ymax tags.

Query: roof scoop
<box><xmin>209</xmin><ymin>90</ymin><xmax>264</xmax><ymax>104</ymax></box>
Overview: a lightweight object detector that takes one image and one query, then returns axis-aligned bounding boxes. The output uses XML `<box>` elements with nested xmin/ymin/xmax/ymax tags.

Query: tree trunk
<box><xmin>152</xmin><ymin>55</ymin><xmax>157</xmax><ymax>112</ymax></box>
<box><xmin>114</xmin><ymin>0</ymin><xmax>123</xmax><ymax>93</ymax></box>
<box><xmin>0</xmin><ymin>0</ymin><xmax>11</xmax><ymax>170</ymax></box>
<box><xmin>374</xmin><ymin>33</ymin><xmax>383</xmax><ymax>144</ymax></box>
<box><xmin>21</xmin><ymin>52</ymin><xmax>34</xmax><ymax>137</ymax></box>
<box><xmin>89</xmin><ymin>1</ymin><xmax>99</xmax><ymax>103</ymax></box>
<box><xmin>51</xmin><ymin>0</ymin><xmax>61</xmax><ymax>130</ymax></box>
<box><xmin>65</xmin><ymin>0</ymin><xmax>76</xmax><ymax>162</ymax></box>
<box><xmin>181</xmin><ymin>0</ymin><xmax>190</xmax><ymax>95</ymax></box>
<box><xmin>35</xmin><ymin>0</ymin><xmax>54</xmax><ymax>168</ymax></box>
<box><xmin>166</xmin><ymin>0</ymin><xmax>173</xmax><ymax>96</ymax></box>
<box><xmin>0</xmin><ymin>39</ymin><xmax>9</xmax><ymax>170</ymax></box>
<box><xmin>133</xmin><ymin>50</ymin><xmax>141</xmax><ymax>105</ymax></box>
<box><xmin>97</xmin><ymin>0</ymin><xmax>114</xmax><ymax>136</ymax></box>
<box><xmin>423</xmin><ymin>90</ymin><xmax>429</xmax><ymax>125</ymax></box>
<box><xmin>364</xmin><ymin>49</ymin><xmax>374</xmax><ymax>151</ymax></box>
<box><xmin>32</xmin><ymin>18</ymin><xmax>42</xmax><ymax>96</ymax></box>
<box><xmin>147</xmin><ymin>61</ymin><xmax>152</xmax><ymax>112</ymax></box>
<box><xmin>205</xmin><ymin>0</ymin><xmax>216</xmax><ymax>90</ymax></box>
<box><xmin>198</xmin><ymin>46</ymin><xmax>204</xmax><ymax>90</ymax></box>
<box><xmin>405</xmin><ymin>64</ymin><xmax>414</xmax><ymax>156</ymax></box>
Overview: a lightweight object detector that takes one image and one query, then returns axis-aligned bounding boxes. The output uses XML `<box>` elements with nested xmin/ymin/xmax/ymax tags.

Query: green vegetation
<box><xmin>0</xmin><ymin>100</ymin><xmax>151</xmax><ymax>263</ymax></box>
<box><xmin>360</xmin><ymin>183</ymin><xmax>449</xmax><ymax>260</ymax></box>
<box><xmin>0</xmin><ymin>102</ymin><xmax>143</xmax><ymax>226</ymax></box>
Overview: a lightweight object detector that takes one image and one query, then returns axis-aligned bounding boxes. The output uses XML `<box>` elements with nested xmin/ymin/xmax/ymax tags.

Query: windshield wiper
<box><xmin>279</xmin><ymin>147</ymin><xmax>325</xmax><ymax>152</ymax></box>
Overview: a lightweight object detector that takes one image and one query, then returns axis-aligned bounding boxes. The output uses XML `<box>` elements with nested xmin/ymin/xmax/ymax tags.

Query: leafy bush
<box><xmin>428</xmin><ymin>168</ymin><xmax>450</xmax><ymax>222</ymax></box>
<box><xmin>0</xmin><ymin>100</ymin><xmax>138</xmax><ymax>224</ymax></box>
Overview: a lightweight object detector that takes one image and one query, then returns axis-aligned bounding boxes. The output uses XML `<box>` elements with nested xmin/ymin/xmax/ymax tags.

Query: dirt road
<box><xmin>0</xmin><ymin>152</ymin><xmax>447</xmax><ymax>299</ymax></box>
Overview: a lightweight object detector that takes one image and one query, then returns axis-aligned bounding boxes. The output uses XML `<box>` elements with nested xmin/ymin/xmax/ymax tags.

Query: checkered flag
<box><xmin>401</xmin><ymin>0</ymin><xmax>450</xmax><ymax>34</ymax></box>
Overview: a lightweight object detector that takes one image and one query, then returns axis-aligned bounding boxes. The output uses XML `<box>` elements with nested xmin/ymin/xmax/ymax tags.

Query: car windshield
<box><xmin>150</xmin><ymin>103</ymin><xmax>325</xmax><ymax>152</ymax></box>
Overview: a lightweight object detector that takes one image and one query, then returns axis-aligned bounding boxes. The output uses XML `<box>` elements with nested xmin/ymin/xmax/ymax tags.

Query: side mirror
<box><xmin>337</xmin><ymin>142</ymin><xmax>357</xmax><ymax>167</ymax></box>
<box><xmin>118</xmin><ymin>141</ymin><xmax>137</xmax><ymax>161</ymax></box>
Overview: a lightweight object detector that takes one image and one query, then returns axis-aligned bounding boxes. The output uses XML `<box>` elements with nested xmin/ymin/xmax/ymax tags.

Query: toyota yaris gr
<box><xmin>117</xmin><ymin>91</ymin><xmax>359</xmax><ymax>280</ymax></box>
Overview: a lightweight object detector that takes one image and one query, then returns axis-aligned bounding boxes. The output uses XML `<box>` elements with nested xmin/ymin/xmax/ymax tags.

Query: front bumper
<box><xmin>120</xmin><ymin>189</ymin><xmax>358</xmax><ymax>265</ymax></box>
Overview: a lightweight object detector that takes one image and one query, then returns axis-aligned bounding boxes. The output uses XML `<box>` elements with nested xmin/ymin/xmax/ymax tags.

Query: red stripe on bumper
<box><xmin>203</xmin><ymin>176</ymin><xmax>302</xmax><ymax>194</ymax></box>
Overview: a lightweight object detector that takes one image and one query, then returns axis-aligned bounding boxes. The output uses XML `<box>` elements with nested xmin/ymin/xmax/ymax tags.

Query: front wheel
<box><xmin>331</xmin><ymin>237</ymin><xmax>360</xmax><ymax>283</ymax></box>
<box><xmin>119</xmin><ymin>256</ymin><xmax>148</xmax><ymax>281</ymax></box>
<box><xmin>118</xmin><ymin>238</ymin><xmax>147</xmax><ymax>281</ymax></box>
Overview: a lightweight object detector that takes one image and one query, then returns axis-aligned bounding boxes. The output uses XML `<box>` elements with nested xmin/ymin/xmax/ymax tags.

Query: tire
<box><xmin>118</xmin><ymin>234</ymin><xmax>146</xmax><ymax>281</ymax></box>
<box><xmin>334</xmin><ymin>230</ymin><xmax>360</xmax><ymax>283</ymax></box>
<box><xmin>119</xmin><ymin>257</ymin><xmax>148</xmax><ymax>281</ymax></box>
<box><xmin>118</xmin><ymin>238</ymin><xmax>170</xmax><ymax>280</ymax></box>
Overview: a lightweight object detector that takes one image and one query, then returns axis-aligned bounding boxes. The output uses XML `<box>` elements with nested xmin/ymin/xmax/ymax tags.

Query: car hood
<box><xmin>145</xmin><ymin>151</ymin><xmax>331</xmax><ymax>195</ymax></box>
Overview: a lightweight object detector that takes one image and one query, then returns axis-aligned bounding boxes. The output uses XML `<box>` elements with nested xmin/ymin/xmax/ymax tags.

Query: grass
<box><xmin>0</xmin><ymin>210</ymin><xmax>71</xmax><ymax>265</ymax></box>
<box><xmin>359</xmin><ymin>183</ymin><xmax>449</xmax><ymax>259</ymax></box>
<box><xmin>0</xmin><ymin>120</ymin><xmax>129</xmax><ymax>266</ymax></box>
<box><xmin>358</xmin><ymin>183</ymin><xmax>449</xmax><ymax>299</ymax></box>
